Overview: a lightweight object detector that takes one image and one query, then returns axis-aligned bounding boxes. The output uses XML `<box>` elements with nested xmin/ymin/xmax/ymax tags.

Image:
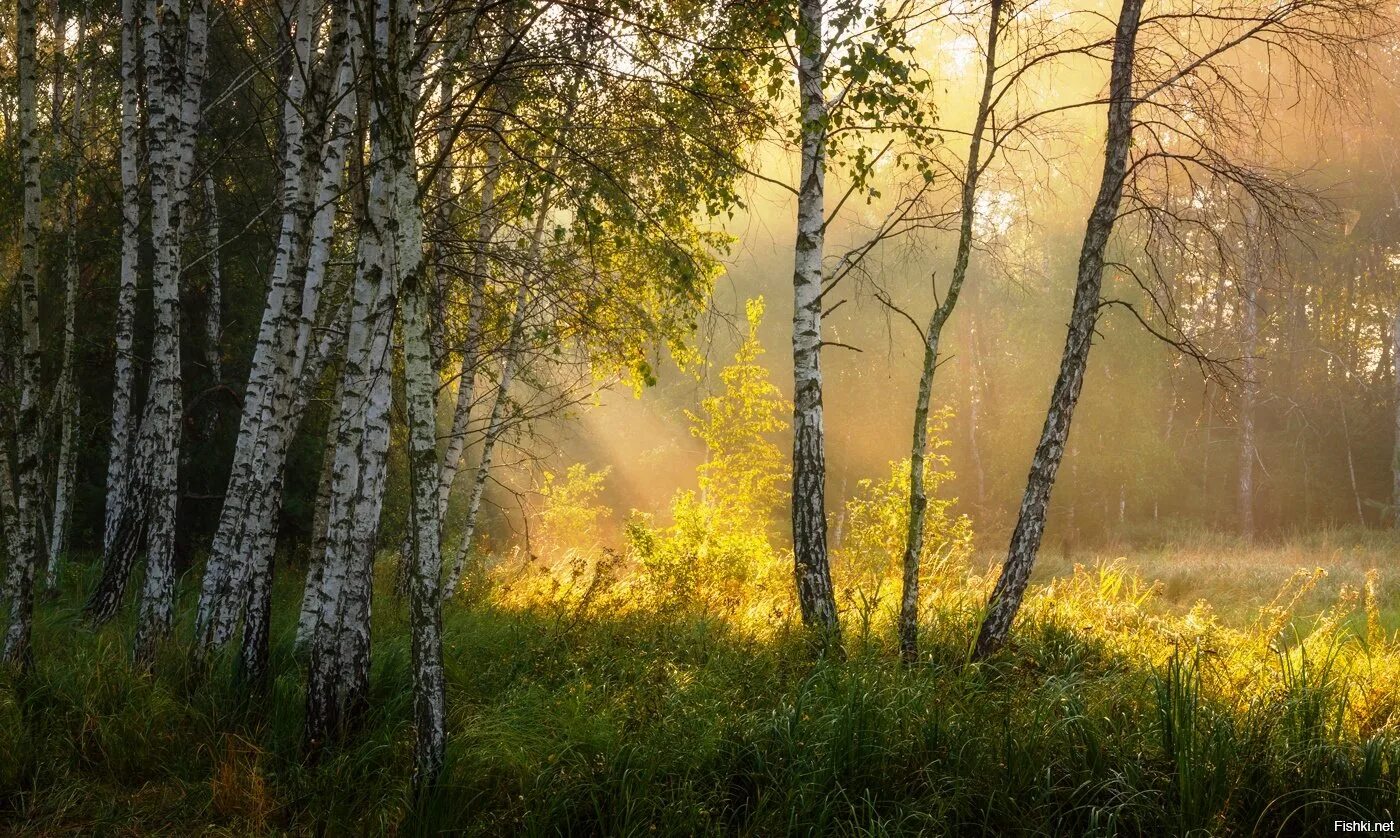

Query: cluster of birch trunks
<box><xmin>0</xmin><ymin>0</ymin><xmax>1382</xmax><ymax>789</ymax></box>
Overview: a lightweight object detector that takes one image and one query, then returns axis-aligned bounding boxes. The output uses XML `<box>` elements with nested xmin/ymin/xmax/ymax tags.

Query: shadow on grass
<box><xmin>1</xmin><ymin>557</ymin><xmax>1397</xmax><ymax>836</ymax></box>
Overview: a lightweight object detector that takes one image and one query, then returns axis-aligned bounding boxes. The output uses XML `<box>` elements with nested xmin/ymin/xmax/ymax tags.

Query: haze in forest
<box><xmin>2</xmin><ymin>0</ymin><xmax>1400</xmax><ymax>830</ymax></box>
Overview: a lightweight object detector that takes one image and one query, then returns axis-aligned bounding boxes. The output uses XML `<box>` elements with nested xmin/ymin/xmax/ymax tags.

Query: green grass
<box><xmin>1</xmin><ymin>551</ymin><xmax>1397</xmax><ymax>836</ymax></box>
<box><xmin>1030</xmin><ymin>525</ymin><xmax>1400</xmax><ymax>626</ymax></box>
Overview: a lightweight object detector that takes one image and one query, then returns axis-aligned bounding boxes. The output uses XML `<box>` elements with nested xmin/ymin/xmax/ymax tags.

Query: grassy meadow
<box><xmin>2</xmin><ymin>529</ymin><xmax>1398</xmax><ymax>836</ymax></box>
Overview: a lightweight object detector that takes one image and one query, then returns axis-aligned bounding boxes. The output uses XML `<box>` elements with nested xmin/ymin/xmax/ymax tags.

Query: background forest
<box><xmin>2</xmin><ymin>0</ymin><xmax>1400</xmax><ymax>833</ymax></box>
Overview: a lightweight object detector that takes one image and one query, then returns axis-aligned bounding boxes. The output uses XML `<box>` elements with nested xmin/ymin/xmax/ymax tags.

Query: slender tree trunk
<box><xmin>401</xmin><ymin>179</ymin><xmax>446</xmax><ymax>789</ymax></box>
<box><xmin>203</xmin><ymin>173</ymin><xmax>224</xmax><ymax>386</ymax></box>
<box><xmin>134</xmin><ymin>0</ymin><xmax>208</xmax><ymax>664</ymax></box>
<box><xmin>2</xmin><ymin>0</ymin><xmax>44</xmax><ymax>668</ymax></box>
<box><xmin>1238</xmin><ymin>205</ymin><xmax>1260</xmax><ymax>543</ymax></box>
<box><xmin>304</xmin><ymin>0</ymin><xmax>408</xmax><ymax>746</ymax></box>
<box><xmin>898</xmin><ymin>0</ymin><xmax>1001</xmax><ymax>664</ymax></box>
<box><xmin>101</xmin><ymin>0</ymin><xmax>144</xmax><ymax>566</ymax></box>
<box><xmin>790</xmin><ymin>0</ymin><xmax>840</xmax><ymax>645</ymax></box>
<box><xmin>297</xmin><ymin>373</ymin><xmax>344</xmax><ymax>650</ymax></box>
<box><xmin>48</xmin><ymin>13</ymin><xmax>87</xmax><ymax>589</ymax></box>
<box><xmin>973</xmin><ymin>0</ymin><xmax>1143</xmax><ymax>659</ymax></box>
<box><xmin>195</xmin><ymin>0</ymin><xmax>356</xmax><ymax>662</ymax></box>
<box><xmin>445</xmin><ymin>283</ymin><xmax>528</xmax><ymax>592</ymax></box>
<box><xmin>234</xmin><ymin>13</ymin><xmax>359</xmax><ymax>682</ymax></box>
<box><xmin>0</xmin><ymin>444</ymin><xmax>21</xmax><ymax>607</ymax></box>
<box><xmin>194</xmin><ymin>0</ymin><xmax>315</xmax><ymax>648</ymax></box>
<box><xmin>304</xmin><ymin>204</ymin><xmax>395</xmax><ymax>748</ymax></box>
<box><xmin>444</xmin><ymin>62</ymin><xmax>586</xmax><ymax>593</ymax></box>
<box><xmin>1392</xmin><ymin>309</ymin><xmax>1400</xmax><ymax>527</ymax></box>
<box><xmin>437</xmin><ymin>117</ymin><xmax>504</xmax><ymax>520</ymax></box>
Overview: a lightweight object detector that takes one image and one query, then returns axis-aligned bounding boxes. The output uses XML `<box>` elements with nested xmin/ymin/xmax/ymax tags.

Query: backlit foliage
<box><xmin>628</xmin><ymin>298</ymin><xmax>791</xmax><ymax>613</ymax></box>
<box><xmin>836</xmin><ymin>410</ymin><xmax>974</xmax><ymax>635</ymax></box>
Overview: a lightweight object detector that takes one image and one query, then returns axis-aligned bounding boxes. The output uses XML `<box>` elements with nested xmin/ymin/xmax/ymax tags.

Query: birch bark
<box><xmin>1</xmin><ymin>0</ymin><xmax>43</xmax><ymax>667</ymax></box>
<box><xmin>102</xmin><ymin>0</ymin><xmax>144</xmax><ymax>560</ymax></box>
<box><xmin>48</xmin><ymin>11</ymin><xmax>87</xmax><ymax>589</ymax></box>
<box><xmin>195</xmin><ymin>0</ymin><xmax>357</xmax><ymax>662</ymax></box>
<box><xmin>401</xmin><ymin>148</ymin><xmax>446</xmax><ymax>787</ymax></box>
<box><xmin>973</xmin><ymin>0</ymin><xmax>1143</xmax><ymax>659</ymax></box>
<box><xmin>203</xmin><ymin>173</ymin><xmax>224</xmax><ymax>386</ymax></box>
<box><xmin>790</xmin><ymin>0</ymin><xmax>840</xmax><ymax>644</ymax></box>
<box><xmin>304</xmin><ymin>0</ymin><xmax>408</xmax><ymax>743</ymax></box>
<box><xmin>134</xmin><ymin>0</ymin><xmax>208</xmax><ymax>663</ymax></box>
<box><xmin>235</xmin><ymin>10</ymin><xmax>361</xmax><ymax>681</ymax></box>
<box><xmin>898</xmin><ymin>0</ymin><xmax>1001</xmax><ymax>664</ymax></box>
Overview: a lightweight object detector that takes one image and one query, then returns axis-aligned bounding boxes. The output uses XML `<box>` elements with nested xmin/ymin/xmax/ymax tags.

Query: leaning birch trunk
<box><xmin>134</xmin><ymin>0</ymin><xmax>208</xmax><ymax>663</ymax></box>
<box><xmin>445</xmin><ymin>282</ymin><xmax>529</xmax><ymax>593</ymax></box>
<box><xmin>436</xmin><ymin>115</ymin><xmax>504</xmax><ymax>522</ymax></box>
<box><xmin>1238</xmin><ymin>203</ymin><xmax>1261</xmax><ymax>543</ymax></box>
<box><xmin>972</xmin><ymin>0</ymin><xmax>1143</xmax><ymax>660</ymax></box>
<box><xmin>47</xmin><ymin>13</ymin><xmax>87</xmax><ymax>590</ymax></box>
<box><xmin>898</xmin><ymin>0</ymin><xmax>1001</xmax><ymax>665</ymax></box>
<box><xmin>193</xmin><ymin>0</ymin><xmax>346</xmax><ymax>658</ymax></box>
<box><xmin>194</xmin><ymin>0</ymin><xmax>315</xmax><ymax>634</ymax></box>
<box><xmin>100</xmin><ymin>0</ymin><xmax>144</xmax><ymax>564</ymax></box>
<box><xmin>296</xmin><ymin>372</ymin><xmax>345</xmax><ymax>650</ymax></box>
<box><xmin>790</xmin><ymin>0</ymin><xmax>840</xmax><ymax>644</ymax></box>
<box><xmin>234</xmin><ymin>15</ymin><xmax>360</xmax><ymax>682</ymax></box>
<box><xmin>1</xmin><ymin>0</ymin><xmax>44</xmax><ymax>668</ymax></box>
<box><xmin>303</xmin><ymin>0</ymin><xmax>405</xmax><ymax>745</ymax></box>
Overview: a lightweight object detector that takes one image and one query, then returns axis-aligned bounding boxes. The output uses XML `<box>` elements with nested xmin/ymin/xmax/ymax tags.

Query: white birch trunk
<box><xmin>101</xmin><ymin>0</ymin><xmax>144</xmax><ymax>561</ymax></box>
<box><xmin>134</xmin><ymin>0</ymin><xmax>208</xmax><ymax>663</ymax></box>
<box><xmin>790</xmin><ymin>0</ymin><xmax>839</xmax><ymax>644</ymax></box>
<box><xmin>1</xmin><ymin>0</ymin><xmax>43</xmax><ymax>667</ymax></box>
<box><xmin>235</xmin><ymin>11</ymin><xmax>360</xmax><ymax>681</ymax></box>
<box><xmin>436</xmin><ymin>120</ymin><xmax>504</xmax><ymax>519</ymax></box>
<box><xmin>400</xmin><ymin>128</ymin><xmax>446</xmax><ymax>784</ymax></box>
<box><xmin>897</xmin><ymin>0</ymin><xmax>1002</xmax><ymax>664</ymax></box>
<box><xmin>973</xmin><ymin>0</ymin><xmax>1144</xmax><ymax>659</ymax></box>
<box><xmin>47</xmin><ymin>11</ymin><xmax>87</xmax><ymax>589</ymax></box>
<box><xmin>304</xmin><ymin>0</ymin><xmax>407</xmax><ymax>744</ymax></box>
<box><xmin>297</xmin><ymin>372</ymin><xmax>345</xmax><ymax>650</ymax></box>
<box><xmin>194</xmin><ymin>0</ymin><xmax>337</xmax><ymax>656</ymax></box>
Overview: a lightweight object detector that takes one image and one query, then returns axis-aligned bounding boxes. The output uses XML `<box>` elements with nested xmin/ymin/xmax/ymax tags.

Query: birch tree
<box><xmin>194</xmin><ymin>0</ymin><xmax>358</xmax><ymax>673</ymax></box>
<box><xmin>971</xmin><ymin>0</ymin><xmax>1373</xmax><ymax>658</ymax></box>
<box><xmin>2</xmin><ymin>0</ymin><xmax>45</xmax><ymax>668</ymax></box>
<box><xmin>102</xmin><ymin>0</ymin><xmax>145</xmax><ymax>562</ymax></box>
<box><xmin>777</xmin><ymin>0</ymin><xmax>936</xmax><ymax>649</ymax></box>
<box><xmin>133</xmin><ymin>0</ymin><xmax>210</xmax><ymax>662</ymax></box>
<box><xmin>971</xmin><ymin>0</ymin><xmax>1142</xmax><ymax>660</ymax></box>
<box><xmin>1239</xmin><ymin>204</ymin><xmax>1262</xmax><ymax>542</ymax></box>
<box><xmin>789</xmin><ymin>0</ymin><xmax>840</xmax><ymax>643</ymax></box>
<box><xmin>302</xmin><ymin>0</ymin><xmax>409</xmax><ymax>744</ymax></box>
<box><xmin>895</xmin><ymin>0</ymin><xmax>1003</xmax><ymax>664</ymax></box>
<box><xmin>47</xmin><ymin>10</ymin><xmax>87</xmax><ymax>589</ymax></box>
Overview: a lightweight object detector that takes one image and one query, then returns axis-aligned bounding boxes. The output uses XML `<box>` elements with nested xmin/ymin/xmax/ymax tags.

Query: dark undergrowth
<box><xmin>1</xmin><ymin>558</ymin><xmax>1397</xmax><ymax>836</ymax></box>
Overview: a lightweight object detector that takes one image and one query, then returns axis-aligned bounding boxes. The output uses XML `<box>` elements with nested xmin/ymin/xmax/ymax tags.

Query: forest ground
<box><xmin>2</xmin><ymin>529</ymin><xmax>1398</xmax><ymax>836</ymax></box>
